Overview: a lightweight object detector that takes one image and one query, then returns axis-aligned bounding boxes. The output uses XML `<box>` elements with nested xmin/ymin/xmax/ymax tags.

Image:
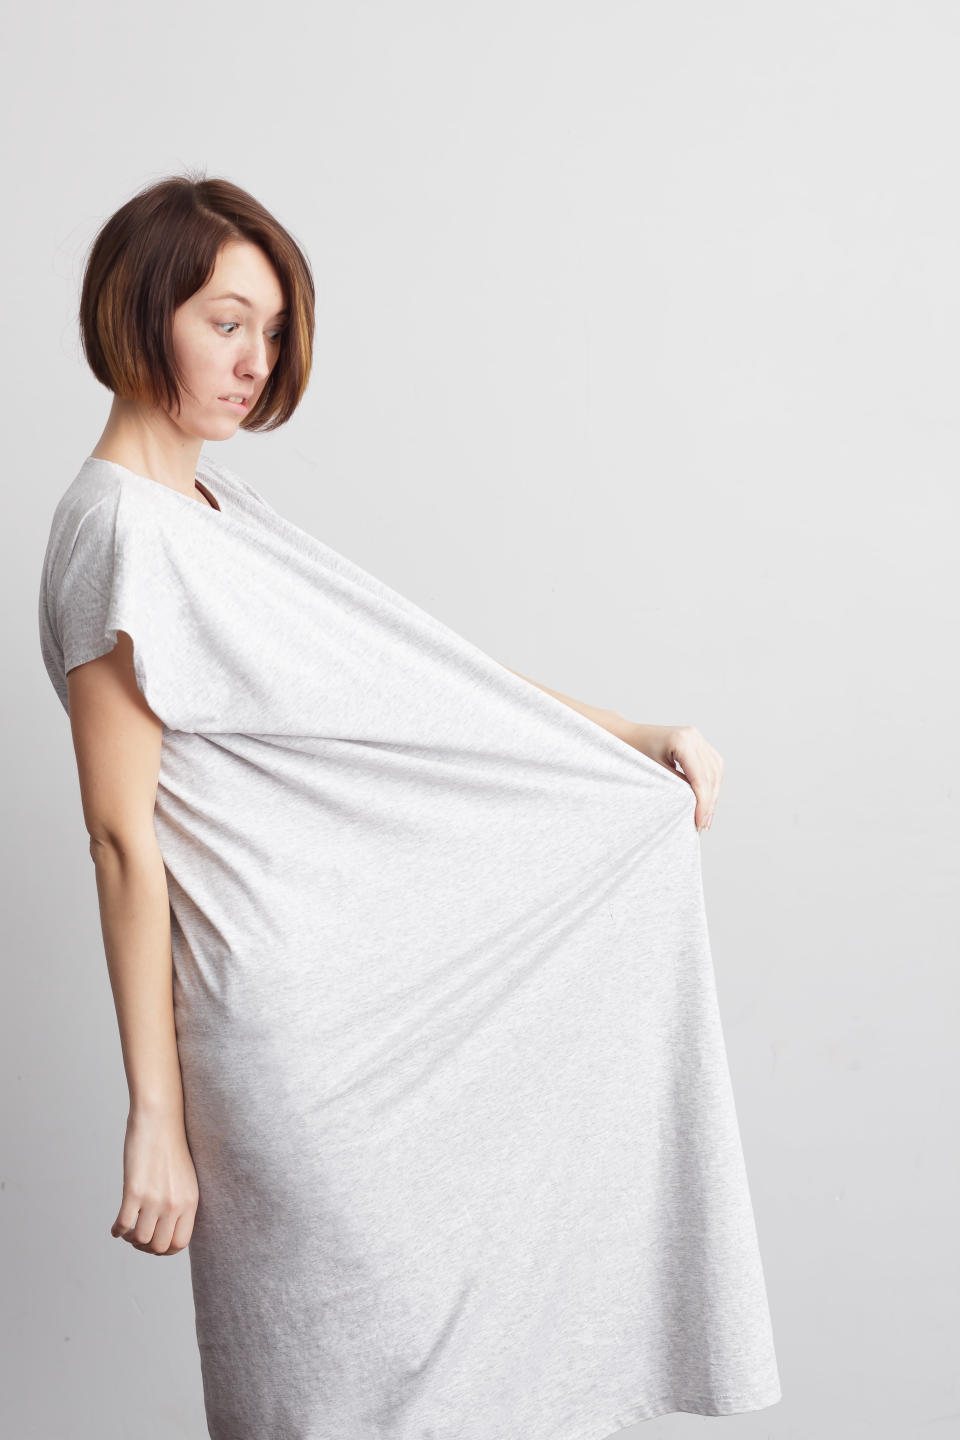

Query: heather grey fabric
<box><xmin>38</xmin><ymin>453</ymin><xmax>782</xmax><ymax>1439</ymax></box>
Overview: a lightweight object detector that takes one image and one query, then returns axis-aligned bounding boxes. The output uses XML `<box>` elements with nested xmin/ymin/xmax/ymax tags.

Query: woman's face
<box><xmin>168</xmin><ymin>239</ymin><xmax>287</xmax><ymax>437</ymax></box>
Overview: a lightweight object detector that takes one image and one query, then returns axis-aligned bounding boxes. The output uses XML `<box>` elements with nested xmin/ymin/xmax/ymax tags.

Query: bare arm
<box><xmin>66</xmin><ymin>631</ymin><xmax>198</xmax><ymax>1253</ymax></box>
<box><xmin>499</xmin><ymin>666</ymin><xmax>637</xmax><ymax>743</ymax></box>
<box><xmin>68</xmin><ymin>632</ymin><xmax>182</xmax><ymax>1116</ymax></box>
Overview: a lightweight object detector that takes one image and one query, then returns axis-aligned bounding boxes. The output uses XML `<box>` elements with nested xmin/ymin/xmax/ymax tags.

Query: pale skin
<box><xmin>71</xmin><ymin>237</ymin><xmax>724</xmax><ymax>1258</ymax></box>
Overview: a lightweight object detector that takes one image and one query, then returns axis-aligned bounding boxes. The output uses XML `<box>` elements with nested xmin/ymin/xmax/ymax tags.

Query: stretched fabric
<box><xmin>38</xmin><ymin>453</ymin><xmax>781</xmax><ymax>1440</ymax></box>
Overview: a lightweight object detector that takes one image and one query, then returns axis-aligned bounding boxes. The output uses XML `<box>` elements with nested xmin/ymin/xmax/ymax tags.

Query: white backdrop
<box><xmin>4</xmin><ymin>2</ymin><xmax>957</xmax><ymax>1436</ymax></box>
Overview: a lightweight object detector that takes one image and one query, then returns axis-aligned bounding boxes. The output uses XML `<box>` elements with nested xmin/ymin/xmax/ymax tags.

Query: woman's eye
<box><xmin>216</xmin><ymin>322</ymin><xmax>285</xmax><ymax>342</ymax></box>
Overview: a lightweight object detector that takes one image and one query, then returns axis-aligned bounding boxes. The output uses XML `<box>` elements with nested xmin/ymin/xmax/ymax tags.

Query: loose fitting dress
<box><xmin>38</xmin><ymin>453</ymin><xmax>782</xmax><ymax>1440</ymax></box>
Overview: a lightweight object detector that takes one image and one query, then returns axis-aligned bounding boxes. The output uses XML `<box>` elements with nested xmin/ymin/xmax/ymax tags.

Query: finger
<box><xmin>164</xmin><ymin>1211</ymin><xmax>195</xmax><ymax>1255</ymax></box>
<box><xmin>682</xmin><ymin>767</ymin><xmax>708</xmax><ymax>826</ymax></box>
<box><xmin>127</xmin><ymin>1207</ymin><xmax>161</xmax><ymax>1249</ymax></box>
<box><xmin>150</xmin><ymin>1212</ymin><xmax>180</xmax><ymax>1256</ymax></box>
<box><xmin>665</xmin><ymin>739</ymin><xmax>716</xmax><ymax>831</ymax></box>
<box><xmin>111</xmin><ymin>1201</ymin><xmax>142</xmax><ymax>1239</ymax></box>
<box><xmin>700</xmin><ymin>774</ymin><xmax>722</xmax><ymax>831</ymax></box>
<box><xmin>694</xmin><ymin>772</ymin><xmax>720</xmax><ymax>831</ymax></box>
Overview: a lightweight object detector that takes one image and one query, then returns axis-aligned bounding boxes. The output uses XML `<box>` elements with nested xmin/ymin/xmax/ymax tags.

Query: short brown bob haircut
<box><xmin>79</xmin><ymin>170</ymin><xmax>315</xmax><ymax>432</ymax></box>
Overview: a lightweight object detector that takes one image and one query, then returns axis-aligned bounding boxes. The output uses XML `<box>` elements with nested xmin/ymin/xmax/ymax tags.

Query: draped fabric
<box><xmin>39</xmin><ymin>453</ymin><xmax>781</xmax><ymax>1439</ymax></box>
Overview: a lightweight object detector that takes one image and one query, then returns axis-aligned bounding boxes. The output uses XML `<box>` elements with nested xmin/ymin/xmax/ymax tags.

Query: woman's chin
<box><xmin>193</xmin><ymin>412</ymin><xmax>246</xmax><ymax>441</ymax></box>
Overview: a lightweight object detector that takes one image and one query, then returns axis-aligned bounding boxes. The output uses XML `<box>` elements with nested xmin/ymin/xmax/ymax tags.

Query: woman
<box><xmin>38</xmin><ymin>173</ymin><xmax>780</xmax><ymax>1439</ymax></box>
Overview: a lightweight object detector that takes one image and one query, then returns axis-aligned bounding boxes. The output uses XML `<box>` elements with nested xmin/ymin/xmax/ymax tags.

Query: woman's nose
<box><xmin>239</xmin><ymin>336</ymin><xmax>271</xmax><ymax>380</ymax></box>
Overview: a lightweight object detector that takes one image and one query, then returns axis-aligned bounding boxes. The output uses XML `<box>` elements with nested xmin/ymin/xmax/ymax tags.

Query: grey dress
<box><xmin>38</xmin><ymin>452</ymin><xmax>781</xmax><ymax>1440</ymax></box>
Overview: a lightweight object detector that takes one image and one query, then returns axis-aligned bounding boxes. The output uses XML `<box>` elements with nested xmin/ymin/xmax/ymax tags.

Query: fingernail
<box><xmin>705</xmin><ymin>814</ymin><xmax>713</xmax><ymax>830</ymax></box>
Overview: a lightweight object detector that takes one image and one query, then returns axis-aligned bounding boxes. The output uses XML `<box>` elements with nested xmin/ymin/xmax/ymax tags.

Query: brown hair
<box><xmin>78</xmin><ymin>170</ymin><xmax>315</xmax><ymax>432</ymax></box>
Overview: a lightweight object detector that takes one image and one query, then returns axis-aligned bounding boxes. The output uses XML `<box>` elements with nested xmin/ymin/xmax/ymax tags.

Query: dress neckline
<box><xmin>194</xmin><ymin>476</ymin><xmax>221</xmax><ymax>511</ymax></box>
<box><xmin>83</xmin><ymin>454</ymin><xmax>224</xmax><ymax>513</ymax></box>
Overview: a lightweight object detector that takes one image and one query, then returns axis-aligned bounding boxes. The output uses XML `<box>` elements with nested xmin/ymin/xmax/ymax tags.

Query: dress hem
<box><xmin>547</xmin><ymin>1382</ymin><xmax>783</xmax><ymax>1440</ymax></box>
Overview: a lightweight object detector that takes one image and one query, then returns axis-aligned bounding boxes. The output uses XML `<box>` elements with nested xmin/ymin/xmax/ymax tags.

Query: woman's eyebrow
<box><xmin>208</xmin><ymin>291</ymin><xmax>289</xmax><ymax>317</ymax></box>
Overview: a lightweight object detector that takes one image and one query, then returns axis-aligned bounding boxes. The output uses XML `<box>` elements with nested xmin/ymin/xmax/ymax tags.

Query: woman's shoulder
<box><xmin>51</xmin><ymin>454</ymin><xmax>124</xmax><ymax>515</ymax></box>
<box><xmin>41</xmin><ymin>458</ymin><xmax>125</xmax><ymax>572</ymax></box>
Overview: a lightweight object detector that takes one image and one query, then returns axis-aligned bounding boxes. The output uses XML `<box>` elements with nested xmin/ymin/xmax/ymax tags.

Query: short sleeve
<box><xmin>56</xmin><ymin>496</ymin><xmax>124</xmax><ymax>682</ymax></box>
<box><xmin>39</xmin><ymin>488</ymin><xmax>173</xmax><ymax>723</ymax></box>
